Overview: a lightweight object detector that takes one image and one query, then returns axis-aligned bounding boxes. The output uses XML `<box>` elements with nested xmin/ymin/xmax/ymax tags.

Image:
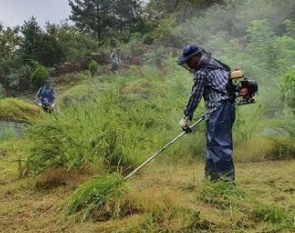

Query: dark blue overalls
<box><xmin>205</xmin><ymin>101</ymin><xmax>235</xmax><ymax>181</ymax></box>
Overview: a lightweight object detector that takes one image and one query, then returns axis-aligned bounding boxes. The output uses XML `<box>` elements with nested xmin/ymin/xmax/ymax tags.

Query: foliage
<box><xmin>69</xmin><ymin>0</ymin><xmax>142</xmax><ymax>42</ymax></box>
<box><xmin>281</xmin><ymin>69</ymin><xmax>295</xmax><ymax>109</ymax></box>
<box><xmin>56</xmin><ymin>23</ymin><xmax>99</xmax><ymax>65</ymax></box>
<box><xmin>22</xmin><ymin>65</ymin><xmax>200</xmax><ymax>175</ymax></box>
<box><xmin>152</xmin><ymin>17</ymin><xmax>176</xmax><ymax>41</ymax></box>
<box><xmin>0</xmin><ymin>26</ymin><xmax>20</xmax><ymax>81</ymax></box>
<box><xmin>39</xmin><ymin>23</ymin><xmax>64</xmax><ymax>66</ymax></box>
<box><xmin>142</xmin><ymin>34</ymin><xmax>154</xmax><ymax>45</ymax></box>
<box><xmin>31</xmin><ymin>65</ymin><xmax>49</xmax><ymax>87</ymax></box>
<box><xmin>233</xmin><ymin>104</ymin><xmax>265</xmax><ymax>143</ymax></box>
<box><xmin>144</xmin><ymin>45</ymin><xmax>166</xmax><ymax>69</ymax></box>
<box><xmin>67</xmin><ymin>173</ymin><xmax>128</xmax><ymax>221</ymax></box>
<box><xmin>0</xmin><ymin>84</ymin><xmax>5</xmax><ymax>99</ymax></box>
<box><xmin>59</xmin><ymin>82</ymin><xmax>95</xmax><ymax>107</ymax></box>
<box><xmin>23</xmin><ymin>92</ymin><xmax>157</xmax><ymax>174</ymax></box>
<box><xmin>253</xmin><ymin>205</ymin><xmax>295</xmax><ymax>231</ymax></box>
<box><xmin>7</xmin><ymin>73</ymin><xmax>21</xmax><ymax>91</ymax></box>
<box><xmin>284</xmin><ymin>19</ymin><xmax>295</xmax><ymax>38</ymax></box>
<box><xmin>88</xmin><ymin>59</ymin><xmax>98</xmax><ymax>76</ymax></box>
<box><xmin>146</xmin><ymin>0</ymin><xmax>225</xmax><ymax>23</ymax></box>
<box><xmin>19</xmin><ymin>17</ymin><xmax>44</xmax><ymax>66</ymax></box>
<box><xmin>266</xmin><ymin>110</ymin><xmax>295</xmax><ymax>160</ymax></box>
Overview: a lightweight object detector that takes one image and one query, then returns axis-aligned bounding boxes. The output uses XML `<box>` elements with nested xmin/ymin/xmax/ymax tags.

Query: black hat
<box><xmin>177</xmin><ymin>45</ymin><xmax>202</xmax><ymax>65</ymax></box>
<box><xmin>44</xmin><ymin>80</ymin><xmax>51</xmax><ymax>85</ymax></box>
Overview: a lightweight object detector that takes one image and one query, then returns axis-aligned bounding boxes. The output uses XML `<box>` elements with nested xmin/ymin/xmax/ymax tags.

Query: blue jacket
<box><xmin>37</xmin><ymin>86</ymin><xmax>55</xmax><ymax>104</ymax></box>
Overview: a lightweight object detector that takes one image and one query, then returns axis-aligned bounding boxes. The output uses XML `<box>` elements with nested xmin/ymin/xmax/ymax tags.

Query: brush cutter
<box><xmin>124</xmin><ymin>115</ymin><xmax>204</xmax><ymax>180</ymax></box>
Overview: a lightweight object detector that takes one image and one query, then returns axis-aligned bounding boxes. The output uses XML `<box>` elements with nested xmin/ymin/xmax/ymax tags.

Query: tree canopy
<box><xmin>69</xmin><ymin>0</ymin><xmax>142</xmax><ymax>41</ymax></box>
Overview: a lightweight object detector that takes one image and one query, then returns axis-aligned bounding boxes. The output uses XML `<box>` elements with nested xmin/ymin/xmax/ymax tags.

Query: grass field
<box><xmin>1</xmin><ymin>141</ymin><xmax>295</xmax><ymax>233</ymax></box>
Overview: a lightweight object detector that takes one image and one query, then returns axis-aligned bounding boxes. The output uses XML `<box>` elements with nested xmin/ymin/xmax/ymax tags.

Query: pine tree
<box><xmin>19</xmin><ymin>17</ymin><xmax>43</xmax><ymax>65</ymax></box>
<box><xmin>68</xmin><ymin>0</ymin><xmax>142</xmax><ymax>41</ymax></box>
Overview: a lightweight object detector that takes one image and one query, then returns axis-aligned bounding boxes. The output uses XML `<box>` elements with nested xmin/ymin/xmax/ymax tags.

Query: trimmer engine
<box><xmin>229</xmin><ymin>68</ymin><xmax>258</xmax><ymax>105</ymax></box>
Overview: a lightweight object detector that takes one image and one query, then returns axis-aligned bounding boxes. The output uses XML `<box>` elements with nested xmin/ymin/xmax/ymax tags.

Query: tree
<box><xmin>19</xmin><ymin>17</ymin><xmax>44</xmax><ymax>66</ymax></box>
<box><xmin>39</xmin><ymin>23</ymin><xmax>64</xmax><ymax>66</ymax></box>
<box><xmin>68</xmin><ymin>0</ymin><xmax>142</xmax><ymax>41</ymax></box>
<box><xmin>0</xmin><ymin>26</ymin><xmax>21</xmax><ymax>78</ymax></box>
<box><xmin>145</xmin><ymin>0</ymin><xmax>225</xmax><ymax>23</ymax></box>
<box><xmin>55</xmin><ymin>23</ymin><xmax>99</xmax><ymax>64</ymax></box>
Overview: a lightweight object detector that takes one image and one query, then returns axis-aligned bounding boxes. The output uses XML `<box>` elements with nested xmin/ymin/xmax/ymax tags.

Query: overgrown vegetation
<box><xmin>67</xmin><ymin>173</ymin><xmax>129</xmax><ymax>221</ymax></box>
<box><xmin>1</xmin><ymin>0</ymin><xmax>295</xmax><ymax>232</ymax></box>
<box><xmin>0</xmin><ymin>98</ymin><xmax>43</xmax><ymax>123</ymax></box>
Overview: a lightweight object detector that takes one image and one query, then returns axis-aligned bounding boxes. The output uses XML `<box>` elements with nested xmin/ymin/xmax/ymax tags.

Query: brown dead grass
<box><xmin>1</xmin><ymin>154</ymin><xmax>295</xmax><ymax>232</ymax></box>
<box><xmin>35</xmin><ymin>167</ymin><xmax>95</xmax><ymax>190</ymax></box>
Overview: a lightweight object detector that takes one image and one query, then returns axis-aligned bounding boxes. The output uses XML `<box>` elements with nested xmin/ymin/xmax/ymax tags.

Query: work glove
<box><xmin>179</xmin><ymin>118</ymin><xmax>192</xmax><ymax>134</ymax></box>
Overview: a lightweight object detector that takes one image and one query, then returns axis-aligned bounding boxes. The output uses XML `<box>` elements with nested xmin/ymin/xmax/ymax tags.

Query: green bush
<box><xmin>143</xmin><ymin>34</ymin><xmax>154</xmax><ymax>45</ymax></box>
<box><xmin>7</xmin><ymin>73</ymin><xmax>21</xmax><ymax>91</ymax></box>
<box><xmin>88</xmin><ymin>59</ymin><xmax>98</xmax><ymax>76</ymax></box>
<box><xmin>31</xmin><ymin>65</ymin><xmax>49</xmax><ymax>87</ymax></box>
<box><xmin>281</xmin><ymin>69</ymin><xmax>295</xmax><ymax>109</ymax></box>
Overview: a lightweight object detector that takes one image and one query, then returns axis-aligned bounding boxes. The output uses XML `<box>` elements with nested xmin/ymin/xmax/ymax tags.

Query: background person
<box><xmin>35</xmin><ymin>80</ymin><xmax>56</xmax><ymax>112</ymax></box>
<box><xmin>110</xmin><ymin>48</ymin><xmax>122</xmax><ymax>73</ymax></box>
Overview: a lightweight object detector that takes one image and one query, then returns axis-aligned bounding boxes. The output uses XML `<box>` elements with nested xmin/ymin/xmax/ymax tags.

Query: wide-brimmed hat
<box><xmin>177</xmin><ymin>45</ymin><xmax>202</xmax><ymax>65</ymax></box>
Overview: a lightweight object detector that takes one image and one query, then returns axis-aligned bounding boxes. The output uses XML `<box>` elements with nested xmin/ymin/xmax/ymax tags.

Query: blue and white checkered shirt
<box><xmin>183</xmin><ymin>57</ymin><xmax>230</xmax><ymax>120</ymax></box>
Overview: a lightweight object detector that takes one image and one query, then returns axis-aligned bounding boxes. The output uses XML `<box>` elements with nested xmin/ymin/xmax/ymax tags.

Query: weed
<box><xmin>67</xmin><ymin>173</ymin><xmax>129</xmax><ymax>221</ymax></box>
<box><xmin>252</xmin><ymin>204</ymin><xmax>295</xmax><ymax>231</ymax></box>
<box><xmin>199</xmin><ymin>180</ymin><xmax>244</xmax><ymax>208</ymax></box>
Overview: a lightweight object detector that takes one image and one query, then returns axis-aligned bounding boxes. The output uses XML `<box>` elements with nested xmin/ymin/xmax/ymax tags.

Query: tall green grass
<box><xmin>22</xmin><ymin>64</ymin><xmax>208</xmax><ymax>175</ymax></box>
<box><xmin>22</xmin><ymin>62</ymin><xmax>275</xmax><ymax>176</ymax></box>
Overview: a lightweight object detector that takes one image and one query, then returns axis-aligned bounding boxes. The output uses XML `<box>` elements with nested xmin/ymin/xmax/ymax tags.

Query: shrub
<box><xmin>88</xmin><ymin>59</ymin><xmax>98</xmax><ymax>76</ymax></box>
<box><xmin>143</xmin><ymin>34</ymin><xmax>154</xmax><ymax>45</ymax></box>
<box><xmin>281</xmin><ymin>69</ymin><xmax>295</xmax><ymax>109</ymax></box>
<box><xmin>32</xmin><ymin>65</ymin><xmax>49</xmax><ymax>87</ymax></box>
<box><xmin>7</xmin><ymin>73</ymin><xmax>21</xmax><ymax>91</ymax></box>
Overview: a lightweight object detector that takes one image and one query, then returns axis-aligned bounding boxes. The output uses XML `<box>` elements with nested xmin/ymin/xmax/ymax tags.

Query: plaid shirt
<box><xmin>183</xmin><ymin>57</ymin><xmax>230</xmax><ymax>120</ymax></box>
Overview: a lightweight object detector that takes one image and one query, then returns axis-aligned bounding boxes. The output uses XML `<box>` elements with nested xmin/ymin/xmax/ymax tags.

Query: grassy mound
<box><xmin>0</xmin><ymin>98</ymin><xmax>44</xmax><ymax>123</ymax></box>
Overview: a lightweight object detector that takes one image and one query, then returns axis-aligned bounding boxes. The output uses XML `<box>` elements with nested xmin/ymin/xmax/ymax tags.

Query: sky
<box><xmin>0</xmin><ymin>0</ymin><xmax>72</xmax><ymax>28</ymax></box>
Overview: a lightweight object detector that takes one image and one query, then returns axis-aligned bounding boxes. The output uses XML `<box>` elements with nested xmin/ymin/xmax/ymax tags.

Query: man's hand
<box><xmin>179</xmin><ymin>118</ymin><xmax>192</xmax><ymax>133</ymax></box>
<box><xmin>49</xmin><ymin>103</ymin><xmax>55</xmax><ymax>109</ymax></box>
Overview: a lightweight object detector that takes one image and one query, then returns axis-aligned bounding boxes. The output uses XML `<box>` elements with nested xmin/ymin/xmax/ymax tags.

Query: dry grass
<box><xmin>0</xmin><ymin>98</ymin><xmax>44</xmax><ymax>123</ymax></box>
<box><xmin>35</xmin><ymin>168</ymin><xmax>94</xmax><ymax>190</ymax></box>
<box><xmin>1</xmin><ymin>150</ymin><xmax>295</xmax><ymax>232</ymax></box>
